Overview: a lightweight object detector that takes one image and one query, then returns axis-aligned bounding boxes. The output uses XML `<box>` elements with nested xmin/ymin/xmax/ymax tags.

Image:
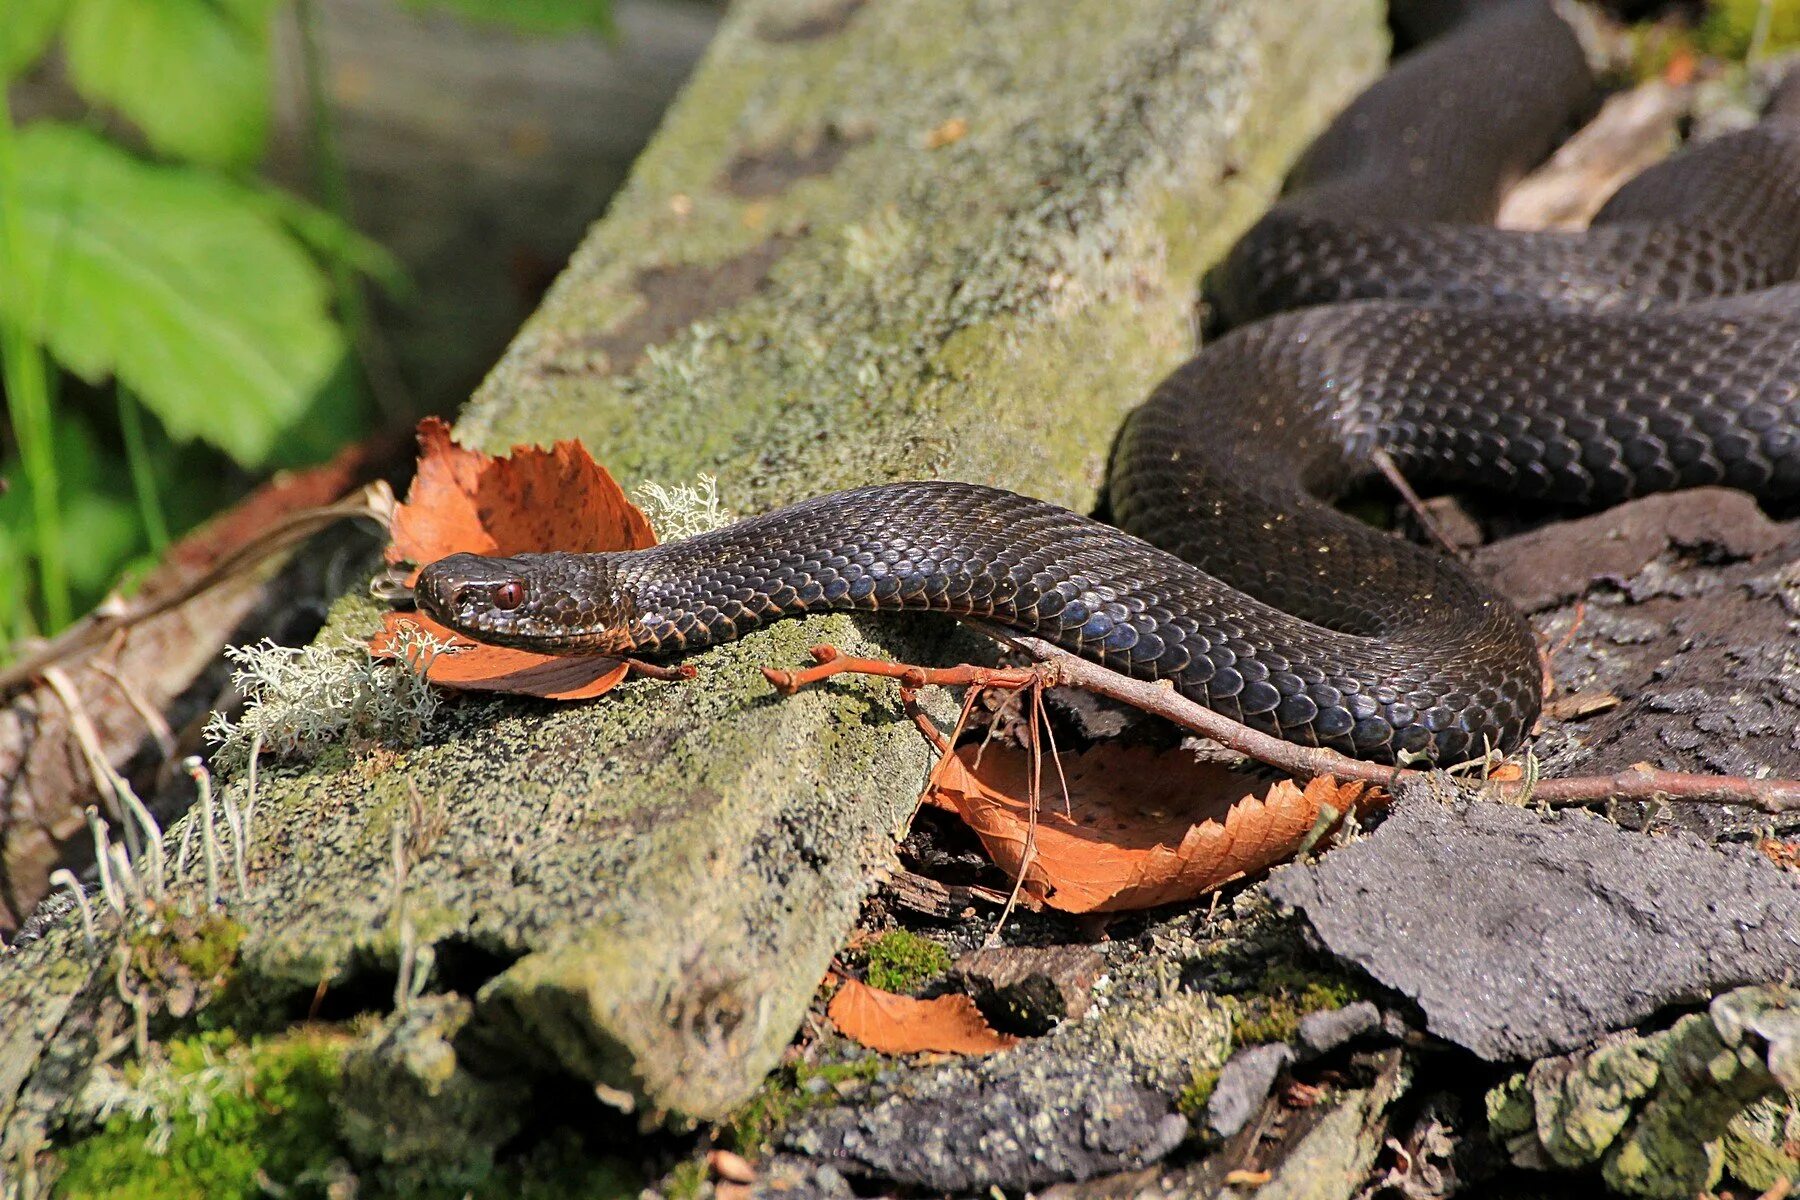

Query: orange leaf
<box><xmin>386</xmin><ymin>416</ymin><xmax>654</xmax><ymax>582</ymax></box>
<box><xmin>371</xmin><ymin>612</ymin><xmax>632</xmax><ymax>701</ymax></box>
<box><xmin>930</xmin><ymin>745</ymin><xmax>1385</xmax><ymax>913</ymax></box>
<box><xmin>827</xmin><ymin>979</ymin><xmax>1018</xmax><ymax>1056</ymax></box>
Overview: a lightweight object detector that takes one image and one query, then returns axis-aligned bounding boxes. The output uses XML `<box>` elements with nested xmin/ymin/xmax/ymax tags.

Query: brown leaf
<box><xmin>386</xmin><ymin>416</ymin><xmax>654</xmax><ymax>581</ymax></box>
<box><xmin>372</xmin><ymin>419</ymin><xmax>657</xmax><ymax>701</ymax></box>
<box><xmin>929</xmin><ymin>745</ymin><xmax>1386</xmax><ymax>913</ymax></box>
<box><xmin>827</xmin><ymin>978</ymin><xmax>1018</xmax><ymax>1056</ymax></box>
<box><xmin>371</xmin><ymin>613</ymin><xmax>631</xmax><ymax>701</ymax></box>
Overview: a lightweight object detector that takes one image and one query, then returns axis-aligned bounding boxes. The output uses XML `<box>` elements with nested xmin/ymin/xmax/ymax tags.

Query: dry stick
<box><xmin>765</xmin><ymin>640</ymin><xmax>1800</xmax><ymax>814</ymax></box>
<box><xmin>1370</xmin><ymin>448</ymin><xmax>1463</xmax><ymax>556</ymax></box>
<box><xmin>1001</xmin><ymin>632</ymin><xmax>1800</xmax><ymax>812</ymax></box>
<box><xmin>0</xmin><ymin>486</ymin><xmax>392</xmax><ymax>699</ymax></box>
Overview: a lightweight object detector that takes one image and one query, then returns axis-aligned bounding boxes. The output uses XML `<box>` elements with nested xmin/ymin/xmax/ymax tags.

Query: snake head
<box><xmin>414</xmin><ymin>551</ymin><xmax>641</xmax><ymax>657</ymax></box>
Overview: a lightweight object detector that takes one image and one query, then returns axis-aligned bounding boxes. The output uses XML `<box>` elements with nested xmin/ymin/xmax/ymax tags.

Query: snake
<box><xmin>416</xmin><ymin>0</ymin><xmax>1800</xmax><ymax>767</ymax></box>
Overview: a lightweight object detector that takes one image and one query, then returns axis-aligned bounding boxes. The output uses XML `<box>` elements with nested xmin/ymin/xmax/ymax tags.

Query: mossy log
<box><xmin>0</xmin><ymin>0</ymin><xmax>1385</xmax><ymax>1159</ymax></box>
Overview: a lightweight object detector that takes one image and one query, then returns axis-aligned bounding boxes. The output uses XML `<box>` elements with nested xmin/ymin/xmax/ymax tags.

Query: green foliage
<box><xmin>5</xmin><ymin>123</ymin><xmax>346</xmax><ymax>465</ymax></box>
<box><xmin>64</xmin><ymin>0</ymin><xmax>281</xmax><ymax>167</ymax></box>
<box><xmin>0</xmin><ymin>414</ymin><xmax>150</xmax><ymax>611</ymax></box>
<box><xmin>406</xmin><ymin>0</ymin><xmax>614</xmax><ymax>36</ymax></box>
<box><xmin>863</xmin><ymin>930</ymin><xmax>952</xmax><ymax>993</ymax></box>
<box><xmin>1699</xmin><ymin>0</ymin><xmax>1800</xmax><ymax>58</ymax></box>
<box><xmin>0</xmin><ymin>0</ymin><xmax>612</xmax><ymax>646</ymax></box>
<box><xmin>0</xmin><ymin>0</ymin><xmax>69</xmax><ymax>79</ymax></box>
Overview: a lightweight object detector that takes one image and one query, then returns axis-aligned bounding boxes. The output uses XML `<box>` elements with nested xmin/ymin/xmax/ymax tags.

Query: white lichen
<box><xmin>632</xmin><ymin>473</ymin><xmax>734</xmax><ymax>542</ymax></box>
<box><xmin>201</xmin><ymin>628</ymin><xmax>451</xmax><ymax>772</ymax></box>
<box><xmin>76</xmin><ymin>1045</ymin><xmax>242</xmax><ymax>1156</ymax></box>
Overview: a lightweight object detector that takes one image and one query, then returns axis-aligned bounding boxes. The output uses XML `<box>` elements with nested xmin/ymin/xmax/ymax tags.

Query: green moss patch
<box><xmin>54</xmin><ymin>1029</ymin><xmax>346</xmax><ymax>1200</ymax></box>
<box><xmin>51</xmin><ymin>1026</ymin><xmax>643</xmax><ymax>1200</ymax></box>
<box><xmin>863</xmin><ymin>930</ymin><xmax>951</xmax><ymax>993</ymax></box>
<box><xmin>1229</xmin><ymin>962</ymin><xmax>1368</xmax><ymax>1048</ymax></box>
<box><xmin>726</xmin><ymin>1056</ymin><xmax>885</xmax><ymax>1156</ymax></box>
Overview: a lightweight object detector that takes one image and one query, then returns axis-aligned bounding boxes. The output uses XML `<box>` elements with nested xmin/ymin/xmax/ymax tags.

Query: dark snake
<box><xmin>417</xmin><ymin>0</ymin><xmax>1800</xmax><ymax>767</ymax></box>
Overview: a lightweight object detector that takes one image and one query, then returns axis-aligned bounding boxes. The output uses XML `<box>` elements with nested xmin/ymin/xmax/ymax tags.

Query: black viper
<box><xmin>416</xmin><ymin>0</ymin><xmax>1800</xmax><ymax>767</ymax></box>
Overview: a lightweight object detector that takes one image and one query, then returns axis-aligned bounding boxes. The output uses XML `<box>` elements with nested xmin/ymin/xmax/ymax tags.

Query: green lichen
<box><xmin>725</xmin><ymin>1056</ymin><xmax>885</xmax><ymax>1157</ymax></box>
<box><xmin>1723</xmin><ymin>1093</ymin><xmax>1800</xmax><ymax>1191</ymax></box>
<box><xmin>863</xmin><ymin>930</ymin><xmax>951</xmax><ymax>993</ymax></box>
<box><xmin>1484</xmin><ymin>987</ymin><xmax>1800</xmax><ymax>1200</ymax></box>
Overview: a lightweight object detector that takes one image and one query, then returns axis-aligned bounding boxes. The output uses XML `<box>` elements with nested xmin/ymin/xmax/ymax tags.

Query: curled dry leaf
<box><xmin>370</xmin><ymin>418</ymin><xmax>657</xmax><ymax>700</ymax></box>
<box><xmin>827</xmin><ymin>978</ymin><xmax>1018</xmax><ymax>1056</ymax></box>
<box><xmin>386</xmin><ymin>417</ymin><xmax>654</xmax><ymax>579</ymax></box>
<box><xmin>929</xmin><ymin>744</ymin><xmax>1386</xmax><ymax>914</ymax></box>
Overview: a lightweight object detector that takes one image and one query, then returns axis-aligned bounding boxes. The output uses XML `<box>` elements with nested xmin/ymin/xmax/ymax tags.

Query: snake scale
<box><xmin>418</xmin><ymin>0</ymin><xmax>1800</xmax><ymax>767</ymax></box>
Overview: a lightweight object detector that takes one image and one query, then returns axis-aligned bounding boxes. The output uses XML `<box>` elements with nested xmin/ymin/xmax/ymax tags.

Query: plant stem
<box><xmin>0</xmin><ymin>82</ymin><xmax>70</xmax><ymax>630</ymax></box>
<box><xmin>117</xmin><ymin>384</ymin><xmax>170</xmax><ymax>552</ymax></box>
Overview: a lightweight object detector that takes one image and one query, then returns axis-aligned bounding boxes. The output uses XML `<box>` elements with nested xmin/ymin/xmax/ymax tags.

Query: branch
<box><xmin>769</xmin><ymin>631</ymin><xmax>1800</xmax><ymax>815</ymax></box>
<box><xmin>0</xmin><ymin>487</ymin><xmax>391</xmax><ymax>699</ymax></box>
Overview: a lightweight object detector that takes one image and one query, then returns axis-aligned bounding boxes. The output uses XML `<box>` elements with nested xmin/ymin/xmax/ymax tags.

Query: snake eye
<box><xmin>492</xmin><ymin>580</ymin><xmax>526</xmax><ymax>611</ymax></box>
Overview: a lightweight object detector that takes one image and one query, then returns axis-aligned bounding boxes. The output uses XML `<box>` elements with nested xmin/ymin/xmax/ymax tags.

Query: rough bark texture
<box><xmin>0</xmin><ymin>0</ymin><xmax>1386</xmax><ymax>1170</ymax></box>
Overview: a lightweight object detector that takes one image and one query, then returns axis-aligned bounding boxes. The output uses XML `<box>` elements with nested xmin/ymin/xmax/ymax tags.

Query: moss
<box><xmin>1699</xmin><ymin>0</ymin><xmax>1800</xmax><ymax>58</ymax></box>
<box><xmin>127</xmin><ymin>910</ymin><xmax>247</xmax><ymax>994</ymax></box>
<box><xmin>863</xmin><ymin>930</ymin><xmax>951</xmax><ymax>993</ymax></box>
<box><xmin>51</xmin><ymin>1024</ymin><xmax>643</xmax><ymax>1200</ymax></box>
<box><xmin>1229</xmin><ymin>961</ymin><xmax>1368</xmax><ymax>1047</ymax></box>
<box><xmin>725</xmin><ymin>1056</ymin><xmax>885</xmax><ymax>1156</ymax></box>
<box><xmin>1176</xmin><ymin>1066</ymin><xmax>1221</xmax><ymax>1120</ymax></box>
<box><xmin>658</xmin><ymin>1156</ymin><xmax>710</xmax><ymax>1200</ymax></box>
<box><xmin>53</xmin><ymin>1029</ymin><xmax>347</xmax><ymax>1200</ymax></box>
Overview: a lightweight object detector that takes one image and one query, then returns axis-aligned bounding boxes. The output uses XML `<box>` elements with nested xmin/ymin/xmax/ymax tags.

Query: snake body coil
<box><xmin>418</xmin><ymin>0</ymin><xmax>1800</xmax><ymax>766</ymax></box>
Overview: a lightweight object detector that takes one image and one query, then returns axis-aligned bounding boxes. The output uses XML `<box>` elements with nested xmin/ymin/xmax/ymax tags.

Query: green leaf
<box><xmin>404</xmin><ymin>0</ymin><xmax>614</xmax><ymax>37</ymax></box>
<box><xmin>3</xmin><ymin>123</ymin><xmax>345</xmax><ymax>466</ymax></box>
<box><xmin>63</xmin><ymin>0</ymin><xmax>279</xmax><ymax>167</ymax></box>
<box><xmin>0</xmin><ymin>0</ymin><xmax>69</xmax><ymax>80</ymax></box>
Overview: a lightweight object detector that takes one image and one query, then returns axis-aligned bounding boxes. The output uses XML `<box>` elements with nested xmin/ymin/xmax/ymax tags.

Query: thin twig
<box><xmin>770</xmin><ymin>636</ymin><xmax>1800</xmax><ymax>814</ymax></box>
<box><xmin>1371</xmin><ymin>448</ymin><xmax>1462</xmax><ymax>555</ymax></box>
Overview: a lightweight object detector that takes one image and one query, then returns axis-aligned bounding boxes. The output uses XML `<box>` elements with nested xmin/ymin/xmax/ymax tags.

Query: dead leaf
<box><xmin>929</xmin><ymin>745</ymin><xmax>1385</xmax><ymax>913</ymax></box>
<box><xmin>371</xmin><ymin>613</ymin><xmax>632</xmax><ymax>701</ymax></box>
<box><xmin>827</xmin><ymin>978</ymin><xmax>1018</xmax><ymax>1056</ymax></box>
<box><xmin>924</xmin><ymin>116</ymin><xmax>968</xmax><ymax>149</ymax></box>
<box><xmin>1758</xmin><ymin>838</ymin><xmax>1800</xmax><ymax>871</ymax></box>
<box><xmin>372</xmin><ymin>419</ymin><xmax>656</xmax><ymax>700</ymax></box>
<box><xmin>386</xmin><ymin>416</ymin><xmax>654</xmax><ymax>583</ymax></box>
